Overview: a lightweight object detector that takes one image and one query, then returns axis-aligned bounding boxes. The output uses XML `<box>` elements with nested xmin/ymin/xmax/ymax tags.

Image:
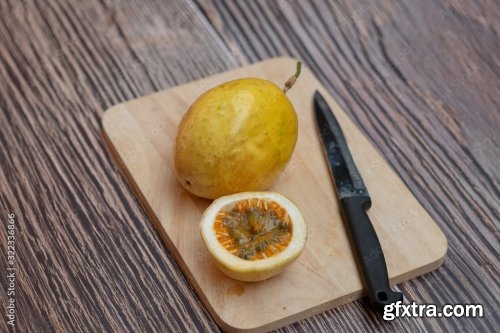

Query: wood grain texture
<box><xmin>0</xmin><ymin>0</ymin><xmax>498</xmax><ymax>332</ymax></box>
<box><xmin>102</xmin><ymin>57</ymin><xmax>447</xmax><ymax>332</ymax></box>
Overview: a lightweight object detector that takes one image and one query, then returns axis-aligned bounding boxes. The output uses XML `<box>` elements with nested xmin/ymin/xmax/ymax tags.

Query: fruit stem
<box><xmin>283</xmin><ymin>62</ymin><xmax>302</xmax><ymax>93</ymax></box>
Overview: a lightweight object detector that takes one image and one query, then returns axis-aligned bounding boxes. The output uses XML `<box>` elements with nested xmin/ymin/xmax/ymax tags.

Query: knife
<box><xmin>313</xmin><ymin>91</ymin><xmax>403</xmax><ymax>312</ymax></box>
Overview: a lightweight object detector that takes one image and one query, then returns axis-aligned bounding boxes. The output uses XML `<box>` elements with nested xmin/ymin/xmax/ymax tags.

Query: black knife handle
<box><xmin>340</xmin><ymin>195</ymin><xmax>403</xmax><ymax>312</ymax></box>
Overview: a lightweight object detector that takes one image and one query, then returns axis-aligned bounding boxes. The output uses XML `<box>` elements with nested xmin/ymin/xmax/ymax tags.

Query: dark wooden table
<box><xmin>1</xmin><ymin>0</ymin><xmax>498</xmax><ymax>332</ymax></box>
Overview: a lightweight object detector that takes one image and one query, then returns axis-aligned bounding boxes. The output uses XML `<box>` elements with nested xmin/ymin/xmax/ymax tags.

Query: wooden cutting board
<box><xmin>102</xmin><ymin>57</ymin><xmax>447</xmax><ymax>332</ymax></box>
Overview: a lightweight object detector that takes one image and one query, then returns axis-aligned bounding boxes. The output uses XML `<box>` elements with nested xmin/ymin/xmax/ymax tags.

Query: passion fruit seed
<box><xmin>213</xmin><ymin>199</ymin><xmax>292</xmax><ymax>261</ymax></box>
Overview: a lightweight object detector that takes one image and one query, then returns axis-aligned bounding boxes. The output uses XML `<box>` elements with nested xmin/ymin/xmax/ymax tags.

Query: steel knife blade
<box><xmin>314</xmin><ymin>90</ymin><xmax>403</xmax><ymax>312</ymax></box>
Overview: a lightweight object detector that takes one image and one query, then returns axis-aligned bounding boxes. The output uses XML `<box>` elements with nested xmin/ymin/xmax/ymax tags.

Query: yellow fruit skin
<box><xmin>174</xmin><ymin>78</ymin><xmax>298</xmax><ymax>199</ymax></box>
<box><xmin>213</xmin><ymin>259</ymin><xmax>285</xmax><ymax>282</ymax></box>
<box><xmin>210</xmin><ymin>248</ymin><xmax>301</xmax><ymax>282</ymax></box>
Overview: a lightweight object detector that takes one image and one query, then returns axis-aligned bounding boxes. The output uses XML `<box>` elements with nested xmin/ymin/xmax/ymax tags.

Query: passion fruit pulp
<box><xmin>200</xmin><ymin>192</ymin><xmax>307</xmax><ymax>281</ymax></box>
<box><xmin>214</xmin><ymin>198</ymin><xmax>292</xmax><ymax>260</ymax></box>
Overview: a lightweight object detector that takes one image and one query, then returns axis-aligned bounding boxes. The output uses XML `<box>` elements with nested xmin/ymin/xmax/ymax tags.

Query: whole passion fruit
<box><xmin>200</xmin><ymin>192</ymin><xmax>308</xmax><ymax>281</ymax></box>
<box><xmin>174</xmin><ymin>63</ymin><xmax>302</xmax><ymax>199</ymax></box>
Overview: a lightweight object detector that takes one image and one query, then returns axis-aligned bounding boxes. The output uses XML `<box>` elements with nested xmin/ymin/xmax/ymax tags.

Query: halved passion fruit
<box><xmin>200</xmin><ymin>192</ymin><xmax>307</xmax><ymax>281</ymax></box>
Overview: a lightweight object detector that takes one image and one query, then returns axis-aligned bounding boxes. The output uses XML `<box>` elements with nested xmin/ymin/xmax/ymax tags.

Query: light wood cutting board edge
<box><xmin>101</xmin><ymin>57</ymin><xmax>448</xmax><ymax>333</ymax></box>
